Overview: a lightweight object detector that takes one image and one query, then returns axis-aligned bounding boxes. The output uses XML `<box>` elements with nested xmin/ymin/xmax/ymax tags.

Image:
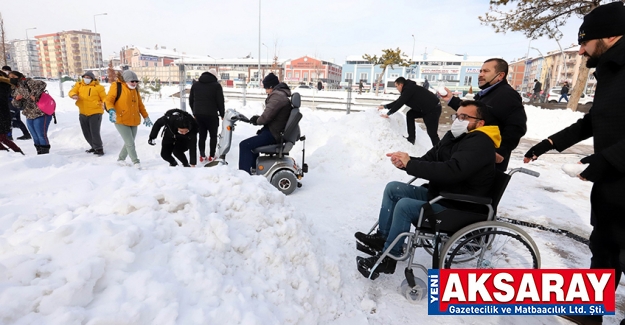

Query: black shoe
<box><xmin>86</xmin><ymin>148</ymin><xmax>95</xmax><ymax>153</ymax></box>
<box><xmin>17</xmin><ymin>135</ymin><xmax>31</xmax><ymax>140</ymax></box>
<box><xmin>357</xmin><ymin>254</ymin><xmax>397</xmax><ymax>280</ymax></box>
<box><xmin>355</xmin><ymin>231</ymin><xmax>386</xmax><ymax>251</ymax></box>
<box><xmin>558</xmin><ymin>315</ymin><xmax>602</xmax><ymax>325</ymax></box>
<box><xmin>93</xmin><ymin>149</ymin><xmax>104</xmax><ymax>156</ymax></box>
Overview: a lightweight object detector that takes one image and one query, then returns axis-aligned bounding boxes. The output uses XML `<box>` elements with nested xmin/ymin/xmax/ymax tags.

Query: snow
<box><xmin>0</xmin><ymin>81</ymin><xmax>622</xmax><ymax>324</ymax></box>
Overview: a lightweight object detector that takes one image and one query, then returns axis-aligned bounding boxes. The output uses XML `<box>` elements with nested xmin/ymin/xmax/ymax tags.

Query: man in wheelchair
<box><xmin>355</xmin><ymin>100</ymin><xmax>501</xmax><ymax>279</ymax></box>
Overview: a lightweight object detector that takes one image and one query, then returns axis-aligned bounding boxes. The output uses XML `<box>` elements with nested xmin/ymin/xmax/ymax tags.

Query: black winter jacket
<box><xmin>449</xmin><ymin>79</ymin><xmax>527</xmax><ymax>171</ymax></box>
<box><xmin>258</xmin><ymin>83</ymin><xmax>292</xmax><ymax>142</ymax></box>
<box><xmin>549</xmin><ymin>37</ymin><xmax>625</xmax><ymax>225</ymax></box>
<box><xmin>149</xmin><ymin>109</ymin><xmax>199</xmax><ymax>165</ymax></box>
<box><xmin>386</xmin><ymin>79</ymin><xmax>440</xmax><ymax>115</ymax></box>
<box><xmin>0</xmin><ymin>77</ymin><xmax>12</xmax><ymax>134</ymax></box>
<box><xmin>405</xmin><ymin>130</ymin><xmax>497</xmax><ymax>202</ymax></box>
<box><xmin>189</xmin><ymin>72</ymin><xmax>225</xmax><ymax>117</ymax></box>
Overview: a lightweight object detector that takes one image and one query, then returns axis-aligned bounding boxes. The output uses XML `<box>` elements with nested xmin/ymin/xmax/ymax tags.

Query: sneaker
<box><xmin>93</xmin><ymin>149</ymin><xmax>104</xmax><ymax>156</ymax></box>
<box><xmin>208</xmin><ymin>156</ymin><xmax>215</xmax><ymax>162</ymax></box>
<box><xmin>117</xmin><ymin>160</ymin><xmax>128</xmax><ymax>167</ymax></box>
<box><xmin>86</xmin><ymin>148</ymin><xmax>95</xmax><ymax>153</ymax></box>
<box><xmin>199</xmin><ymin>156</ymin><xmax>208</xmax><ymax>163</ymax></box>
<box><xmin>133</xmin><ymin>163</ymin><xmax>142</xmax><ymax>169</ymax></box>
<box><xmin>357</xmin><ymin>254</ymin><xmax>397</xmax><ymax>280</ymax></box>
<box><xmin>355</xmin><ymin>231</ymin><xmax>386</xmax><ymax>251</ymax></box>
<box><xmin>17</xmin><ymin>135</ymin><xmax>32</xmax><ymax>140</ymax></box>
<box><xmin>558</xmin><ymin>315</ymin><xmax>602</xmax><ymax>325</ymax></box>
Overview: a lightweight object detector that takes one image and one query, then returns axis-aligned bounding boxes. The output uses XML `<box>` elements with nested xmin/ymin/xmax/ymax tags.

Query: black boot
<box><xmin>39</xmin><ymin>145</ymin><xmax>50</xmax><ymax>155</ymax></box>
<box><xmin>34</xmin><ymin>144</ymin><xmax>42</xmax><ymax>155</ymax></box>
<box><xmin>93</xmin><ymin>149</ymin><xmax>104</xmax><ymax>156</ymax></box>
<box><xmin>357</xmin><ymin>254</ymin><xmax>397</xmax><ymax>280</ymax></box>
<box><xmin>355</xmin><ymin>231</ymin><xmax>386</xmax><ymax>251</ymax></box>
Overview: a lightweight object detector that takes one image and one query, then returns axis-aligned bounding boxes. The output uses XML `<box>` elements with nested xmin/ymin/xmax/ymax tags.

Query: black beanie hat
<box><xmin>262</xmin><ymin>73</ymin><xmax>279</xmax><ymax>89</ymax></box>
<box><xmin>578</xmin><ymin>1</ymin><xmax>625</xmax><ymax>44</ymax></box>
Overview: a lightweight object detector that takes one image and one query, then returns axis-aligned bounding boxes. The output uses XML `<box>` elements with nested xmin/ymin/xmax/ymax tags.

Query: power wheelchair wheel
<box><xmin>271</xmin><ymin>170</ymin><xmax>298</xmax><ymax>195</ymax></box>
<box><xmin>399</xmin><ymin>276</ymin><xmax>427</xmax><ymax>303</ymax></box>
<box><xmin>439</xmin><ymin>221</ymin><xmax>540</xmax><ymax>269</ymax></box>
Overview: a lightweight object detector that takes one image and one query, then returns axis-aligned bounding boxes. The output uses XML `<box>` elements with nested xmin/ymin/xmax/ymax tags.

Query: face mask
<box><xmin>478</xmin><ymin>73</ymin><xmax>501</xmax><ymax>90</ymax></box>
<box><xmin>9</xmin><ymin>78</ymin><xmax>18</xmax><ymax>86</ymax></box>
<box><xmin>451</xmin><ymin>119</ymin><xmax>470</xmax><ymax>137</ymax></box>
<box><xmin>83</xmin><ymin>78</ymin><xmax>92</xmax><ymax>85</ymax></box>
<box><xmin>126</xmin><ymin>82</ymin><xmax>137</xmax><ymax>89</ymax></box>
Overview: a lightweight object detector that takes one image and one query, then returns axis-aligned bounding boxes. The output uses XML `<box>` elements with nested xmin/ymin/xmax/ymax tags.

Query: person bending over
<box><xmin>148</xmin><ymin>109</ymin><xmax>198</xmax><ymax>167</ymax></box>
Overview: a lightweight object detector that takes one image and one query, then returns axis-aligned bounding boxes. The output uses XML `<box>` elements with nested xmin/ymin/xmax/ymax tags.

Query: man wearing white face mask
<box><xmin>356</xmin><ymin>100</ymin><xmax>501</xmax><ymax>278</ymax></box>
<box><xmin>69</xmin><ymin>71</ymin><xmax>107</xmax><ymax>155</ymax></box>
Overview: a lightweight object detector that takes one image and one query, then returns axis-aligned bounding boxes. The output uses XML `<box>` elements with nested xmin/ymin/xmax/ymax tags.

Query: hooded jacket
<box><xmin>0</xmin><ymin>76</ymin><xmax>12</xmax><ymax>134</ymax></box>
<box><xmin>69</xmin><ymin>79</ymin><xmax>107</xmax><ymax>116</ymax></box>
<box><xmin>149</xmin><ymin>109</ymin><xmax>199</xmax><ymax>165</ymax></box>
<box><xmin>104</xmin><ymin>81</ymin><xmax>148</xmax><ymax>126</ymax></box>
<box><xmin>385</xmin><ymin>79</ymin><xmax>440</xmax><ymax>116</ymax></box>
<box><xmin>189</xmin><ymin>72</ymin><xmax>225</xmax><ymax>117</ymax></box>
<box><xmin>11</xmin><ymin>78</ymin><xmax>47</xmax><ymax>120</ymax></box>
<box><xmin>405</xmin><ymin>125</ymin><xmax>501</xmax><ymax>200</ymax></box>
<box><xmin>257</xmin><ymin>82</ymin><xmax>292</xmax><ymax>141</ymax></box>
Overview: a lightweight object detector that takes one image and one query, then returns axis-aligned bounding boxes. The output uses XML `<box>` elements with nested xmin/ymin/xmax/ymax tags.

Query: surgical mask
<box><xmin>83</xmin><ymin>78</ymin><xmax>92</xmax><ymax>85</ymax></box>
<box><xmin>478</xmin><ymin>73</ymin><xmax>501</xmax><ymax>90</ymax></box>
<box><xmin>9</xmin><ymin>78</ymin><xmax>18</xmax><ymax>86</ymax></box>
<box><xmin>450</xmin><ymin>119</ymin><xmax>470</xmax><ymax>137</ymax></box>
<box><xmin>126</xmin><ymin>82</ymin><xmax>136</xmax><ymax>89</ymax></box>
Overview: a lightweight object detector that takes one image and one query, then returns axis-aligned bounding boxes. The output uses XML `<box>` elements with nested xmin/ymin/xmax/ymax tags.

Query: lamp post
<box><xmin>262</xmin><ymin>43</ymin><xmax>268</xmax><ymax>77</ymax></box>
<box><xmin>207</xmin><ymin>54</ymin><xmax>218</xmax><ymax>75</ymax></box>
<box><xmin>258</xmin><ymin>0</ymin><xmax>261</xmax><ymax>87</ymax></box>
<box><xmin>93</xmin><ymin>13</ymin><xmax>107</xmax><ymax>79</ymax></box>
<box><xmin>411</xmin><ymin>34</ymin><xmax>415</xmax><ymax>63</ymax></box>
<box><xmin>25</xmin><ymin>27</ymin><xmax>37</xmax><ymax>77</ymax></box>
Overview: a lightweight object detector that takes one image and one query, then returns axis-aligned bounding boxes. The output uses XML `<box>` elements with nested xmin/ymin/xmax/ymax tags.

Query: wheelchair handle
<box><xmin>510</xmin><ymin>167</ymin><xmax>540</xmax><ymax>178</ymax></box>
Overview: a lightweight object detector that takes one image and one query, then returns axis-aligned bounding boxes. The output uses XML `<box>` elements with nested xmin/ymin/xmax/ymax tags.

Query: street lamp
<box><xmin>258</xmin><ymin>0</ymin><xmax>261</xmax><ymax>86</ymax></box>
<box><xmin>262</xmin><ymin>43</ymin><xmax>268</xmax><ymax>77</ymax></box>
<box><xmin>93</xmin><ymin>13</ymin><xmax>107</xmax><ymax>33</ymax></box>
<box><xmin>207</xmin><ymin>54</ymin><xmax>218</xmax><ymax>76</ymax></box>
<box><xmin>25</xmin><ymin>27</ymin><xmax>37</xmax><ymax>77</ymax></box>
<box><xmin>411</xmin><ymin>34</ymin><xmax>415</xmax><ymax>63</ymax></box>
<box><xmin>93</xmin><ymin>13</ymin><xmax>107</xmax><ymax>79</ymax></box>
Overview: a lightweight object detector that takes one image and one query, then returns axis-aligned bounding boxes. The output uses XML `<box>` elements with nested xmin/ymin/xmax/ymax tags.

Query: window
<box><xmin>221</xmin><ymin>73</ymin><xmax>229</xmax><ymax>80</ymax></box>
<box><xmin>464</xmin><ymin>76</ymin><xmax>473</xmax><ymax>86</ymax></box>
<box><xmin>319</xmin><ymin>73</ymin><xmax>324</xmax><ymax>78</ymax></box>
<box><xmin>295</xmin><ymin>72</ymin><xmax>300</xmax><ymax>78</ymax></box>
<box><xmin>287</xmin><ymin>72</ymin><xmax>292</xmax><ymax>78</ymax></box>
<box><xmin>359</xmin><ymin>73</ymin><xmax>368</xmax><ymax>83</ymax></box>
<box><xmin>374</xmin><ymin>73</ymin><xmax>381</xmax><ymax>81</ymax></box>
<box><xmin>390</xmin><ymin>73</ymin><xmax>399</xmax><ymax>78</ymax></box>
<box><xmin>304</xmin><ymin>72</ymin><xmax>309</xmax><ymax>80</ymax></box>
<box><xmin>345</xmin><ymin>72</ymin><xmax>353</xmax><ymax>81</ymax></box>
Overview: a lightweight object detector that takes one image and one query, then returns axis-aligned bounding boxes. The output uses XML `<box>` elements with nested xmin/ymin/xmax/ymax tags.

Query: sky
<box><xmin>3</xmin><ymin>0</ymin><xmax>585</xmax><ymax>64</ymax></box>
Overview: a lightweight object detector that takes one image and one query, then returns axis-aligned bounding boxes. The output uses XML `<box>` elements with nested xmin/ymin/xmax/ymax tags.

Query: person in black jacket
<box><xmin>356</xmin><ymin>101</ymin><xmax>500</xmax><ymax>278</ymax></box>
<box><xmin>148</xmin><ymin>109</ymin><xmax>198</xmax><ymax>167</ymax></box>
<box><xmin>524</xmin><ymin>3</ymin><xmax>625</xmax><ymax>324</ymax></box>
<box><xmin>379</xmin><ymin>77</ymin><xmax>441</xmax><ymax>146</ymax></box>
<box><xmin>2</xmin><ymin>66</ymin><xmax>30</xmax><ymax>141</ymax></box>
<box><xmin>559</xmin><ymin>82</ymin><xmax>570</xmax><ymax>103</ymax></box>
<box><xmin>0</xmin><ymin>71</ymin><xmax>23</xmax><ymax>154</ymax></box>
<box><xmin>532</xmin><ymin>79</ymin><xmax>542</xmax><ymax>103</ymax></box>
<box><xmin>441</xmin><ymin>58</ymin><xmax>527</xmax><ymax>172</ymax></box>
<box><xmin>189</xmin><ymin>69</ymin><xmax>224</xmax><ymax>162</ymax></box>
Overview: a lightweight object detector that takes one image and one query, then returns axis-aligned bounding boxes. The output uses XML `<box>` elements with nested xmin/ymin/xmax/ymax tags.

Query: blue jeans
<box><xmin>238</xmin><ymin>127</ymin><xmax>276</xmax><ymax>174</ymax></box>
<box><xmin>559</xmin><ymin>94</ymin><xmax>569</xmax><ymax>102</ymax></box>
<box><xmin>26</xmin><ymin>115</ymin><xmax>52</xmax><ymax>146</ymax></box>
<box><xmin>378</xmin><ymin>181</ymin><xmax>445</xmax><ymax>255</ymax></box>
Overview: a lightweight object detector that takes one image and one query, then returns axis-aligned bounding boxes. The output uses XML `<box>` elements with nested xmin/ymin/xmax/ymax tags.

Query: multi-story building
<box><xmin>1</xmin><ymin>42</ymin><xmax>16</xmax><ymax>69</ymax></box>
<box><xmin>9</xmin><ymin>39</ymin><xmax>41</xmax><ymax>77</ymax></box>
<box><xmin>284</xmin><ymin>56</ymin><xmax>342</xmax><ymax>85</ymax></box>
<box><xmin>507</xmin><ymin>59</ymin><xmax>526</xmax><ymax>91</ymax></box>
<box><xmin>35</xmin><ymin>29</ymin><xmax>102</xmax><ymax>78</ymax></box>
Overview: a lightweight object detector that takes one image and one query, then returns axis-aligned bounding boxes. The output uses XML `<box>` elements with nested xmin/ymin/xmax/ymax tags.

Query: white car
<box><xmin>547</xmin><ymin>87</ymin><xmax>593</xmax><ymax>105</ymax></box>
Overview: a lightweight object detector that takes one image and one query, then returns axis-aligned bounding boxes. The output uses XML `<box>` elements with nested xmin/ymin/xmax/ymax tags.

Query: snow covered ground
<box><xmin>0</xmin><ymin>81</ymin><xmax>621</xmax><ymax>324</ymax></box>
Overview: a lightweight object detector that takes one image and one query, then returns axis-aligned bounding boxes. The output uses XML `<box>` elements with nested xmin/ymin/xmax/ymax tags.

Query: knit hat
<box><xmin>82</xmin><ymin>71</ymin><xmax>95</xmax><ymax>79</ymax></box>
<box><xmin>1</xmin><ymin>66</ymin><xmax>10</xmax><ymax>72</ymax></box>
<box><xmin>578</xmin><ymin>1</ymin><xmax>625</xmax><ymax>44</ymax></box>
<box><xmin>262</xmin><ymin>73</ymin><xmax>279</xmax><ymax>89</ymax></box>
<box><xmin>122</xmin><ymin>70</ymin><xmax>139</xmax><ymax>82</ymax></box>
<box><xmin>208</xmin><ymin>69</ymin><xmax>218</xmax><ymax>79</ymax></box>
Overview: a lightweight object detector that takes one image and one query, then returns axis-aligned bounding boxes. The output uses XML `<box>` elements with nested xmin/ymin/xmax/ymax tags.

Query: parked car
<box><xmin>517</xmin><ymin>91</ymin><xmax>531</xmax><ymax>103</ymax></box>
<box><xmin>546</xmin><ymin>87</ymin><xmax>593</xmax><ymax>105</ymax></box>
<box><xmin>295</xmin><ymin>85</ymin><xmax>312</xmax><ymax>90</ymax></box>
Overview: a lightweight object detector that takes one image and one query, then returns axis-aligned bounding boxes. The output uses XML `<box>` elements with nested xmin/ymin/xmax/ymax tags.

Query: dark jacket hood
<box><xmin>199</xmin><ymin>72</ymin><xmax>218</xmax><ymax>83</ymax></box>
<box><xmin>273</xmin><ymin>82</ymin><xmax>292</xmax><ymax>97</ymax></box>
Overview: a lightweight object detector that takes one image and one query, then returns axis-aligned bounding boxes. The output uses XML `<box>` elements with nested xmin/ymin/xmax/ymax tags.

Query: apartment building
<box><xmin>9</xmin><ymin>39</ymin><xmax>41</xmax><ymax>77</ymax></box>
<box><xmin>35</xmin><ymin>30</ymin><xmax>102</xmax><ymax>78</ymax></box>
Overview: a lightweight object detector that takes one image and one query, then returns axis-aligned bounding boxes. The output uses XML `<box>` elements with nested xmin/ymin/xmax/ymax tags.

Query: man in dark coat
<box><xmin>441</xmin><ymin>58</ymin><xmax>527</xmax><ymax>171</ymax></box>
<box><xmin>524</xmin><ymin>3</ymin><xmax>625</xmax><ymax>325</ymax></box>
<box><xmin>148</xmin><ymin>109</ymin><xmax>198</xmax><ymax>167</ymax></box>
<box><xmin>379</xmin><ymin>77</ymin><xmax>442</xmax><ymax>146</ymax></box>
<box><xmin>239</xmin><ymin>73</ymin><xmax>292</xmax><ymax>174</ymax></box>
<box><xmin>0</xmin><ymin>71</ymin><xmax>23</xmax><ymax>154</ymax></box>
<box><xmin>356</xmin><ymin>100</ymin><xmax>500</xmax><ymax>279</ymax></box>
<box><xmin>189</xmin><ymin>69</ymin><xmax>224</xmax><ymax>162</ymax></box>
<box><xmin>532</xmin><ymin>79</ymin><xmax>542</xmax><ymax>103</ymax></box>
<box><xmin>559</xmin><ymin>82</ymin><xmax>570</xmax><ymax>103</ymax></box>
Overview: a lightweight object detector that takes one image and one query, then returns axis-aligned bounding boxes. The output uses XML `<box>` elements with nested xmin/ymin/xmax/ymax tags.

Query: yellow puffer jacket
<box><xmin>104</xmin><ymin>81</ymin><xmax>148</xmax><ymax>126</ymax></box>
<box><xmin>68</xmin><ymin>80</ymin><xmax>107</xmax><ymax>116</ymax></box>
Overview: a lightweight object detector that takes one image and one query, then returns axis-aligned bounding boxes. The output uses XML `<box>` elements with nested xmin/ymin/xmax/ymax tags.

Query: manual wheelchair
<box><xmin>356</xmin><ymin>167</ymin><xmax>541</xmax><ymax>303</ymax></box>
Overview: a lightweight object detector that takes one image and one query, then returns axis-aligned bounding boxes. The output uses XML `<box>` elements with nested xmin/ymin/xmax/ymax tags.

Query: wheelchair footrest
<box><xmin>356</xmin><ymin>242</ymin><xmax>379</xmax><ymax>256</ymax></box>
<box><xmin>357</xmin><ymin>260</ymin><xmax>380</xmax><ymax>280</ymax></box>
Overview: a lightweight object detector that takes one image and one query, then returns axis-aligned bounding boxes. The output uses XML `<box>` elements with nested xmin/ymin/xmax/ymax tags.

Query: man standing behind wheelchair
<box><xmin>355</xmin><ymin>100</ymin><xmax>500</xmax><ymax>279</ymax></box>
<box><xmin>239</xmin><ymin>72</ymin><xmax>292</xmax><ymax>174</ymax></box>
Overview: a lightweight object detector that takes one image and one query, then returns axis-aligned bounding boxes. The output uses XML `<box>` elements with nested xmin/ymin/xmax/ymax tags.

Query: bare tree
<box><xmin>363</xmin><ymin>48</ymin><xmax>410</xmax><ymax>96</ymax></box>
<box><xmin>479</xmin><ymin>0</ymin><xmax>611</xmax><ymax>111</ymax></box>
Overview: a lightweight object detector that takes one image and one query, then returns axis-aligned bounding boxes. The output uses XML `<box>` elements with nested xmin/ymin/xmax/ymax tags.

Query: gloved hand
<box><xmin>580</xmin><ymin>153</ymin><xmax>611</xmax><ymax>182</ymax></box>
<box><xmin>143</xmin><ymin>117</ymin><xmax>153</xmax><ymax>127</ymax></box>
<box><xmin>249</xmin><ymin>115</ymin><xmax>259</xmax><ymax>125</ymax></box>
<box><xmin>524</xmin><ymin>139</ymin><xmax>553</xmax><ymax>161</ymax></box>
<box><xmin>148</xmin><ymin>138</ymin><xmax>156</xmax><ymax>146</ymax></box>
<box><xmin>108</xmin><ymin>109</ymin><xmax>116</xmax><ymax>123</ymax></box>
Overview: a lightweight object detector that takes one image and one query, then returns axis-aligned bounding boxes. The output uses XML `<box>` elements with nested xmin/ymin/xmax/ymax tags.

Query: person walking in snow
<box><xmin>189</xmin><ymin>69</ymin><xmax>224</xmax><ymax>163</ymax></box>
<box><xmin>0</xmin><ymin>71</ymin><xmax>23</xmax><ymax>154</ymax></box>
<box><xmin>559</xmin><ymin>82</ymin><xmax>570</xmax><ymax>103</ymax></box>
<box><xmin>69</xmin><ymin>71</ymin><xmax>107</xmax><ymax>156</ymax></box>
<box><xmin>2</xmin><ymin>66</ymin><xmax>30</xmax><ymax>141</ymax></box>
<box><xmin>148</xmin><ymin>109</ymin><xmax>198</xmax><ymax>167</ymax></box>
<box><xmin>9</xmin><ymin>71</ymin><xmax>50</xmax><ymax>154</ymax></box>
<box><xmin>524</xmin><ymin>3</ymin><xmax>625</xmax><ymax>325</ymax></box>
<box><xmin>104</xmin><ymin>70</ymin><xmax>152</xmax><ymax>168</ymax></box>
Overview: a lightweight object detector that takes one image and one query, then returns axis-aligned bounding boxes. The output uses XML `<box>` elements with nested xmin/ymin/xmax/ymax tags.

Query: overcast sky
<box><xmin>3</xmin><ymin>0</ymin><xmax>585</xmax><ymax>64</ymax></box>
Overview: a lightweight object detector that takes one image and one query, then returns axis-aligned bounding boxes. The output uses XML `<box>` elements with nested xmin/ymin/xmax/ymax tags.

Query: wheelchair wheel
<box><xmin>439</xmin><ymin>221</ymin><xmax>540</xmax><ymax>269</ymax></box>
<box><xmin>421</xmin><ymin>232</ymin><xmax>486</xmax><ymax>263</ymax></box>
<box><xmin>399</xmin><ymin>276</ymin><xmax>427</xmax><ymax>304</ymax></box>
<box><xmin>271</xmin><ymin>170</ymin><xmax>298</xmax><ymax>195</ymax></box>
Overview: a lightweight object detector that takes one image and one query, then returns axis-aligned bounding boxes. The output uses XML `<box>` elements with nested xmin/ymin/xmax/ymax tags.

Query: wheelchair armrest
<box><xmin>438</xmin><ymin>192</ymin><xmax>492</xmax><ymax>205</ymax></box>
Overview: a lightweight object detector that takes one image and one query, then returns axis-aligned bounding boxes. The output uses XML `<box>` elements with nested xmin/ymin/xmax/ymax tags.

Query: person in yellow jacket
<box><xmin>69</xmin><ymin>71</ymin><xmax>107</xmax><ymax>156</ymax></box>
<box><xmin>104</xmin><ymin>70</ymin><xmax>152</xmax><ymax>169</ymax></box>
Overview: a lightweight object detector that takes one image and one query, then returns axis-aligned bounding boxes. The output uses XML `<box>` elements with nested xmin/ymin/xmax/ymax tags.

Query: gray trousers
<box><xmin>114</xmin><ymin>124</ymin><xmax>140</xmax><ymax>164</ymax></box>
<box><xmin>79</xmin><ymin>114</ymin><xmax>103</xmax><ymax>150</ymax></box>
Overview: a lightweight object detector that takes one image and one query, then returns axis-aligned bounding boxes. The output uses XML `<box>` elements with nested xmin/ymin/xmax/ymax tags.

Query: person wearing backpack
<box><xmin>0</xmin><ymin>70</ymin><xmax>23</xmax><ymax>154</ymax></box>
<box><xmin>9</xmin><ymin>71</ymin><xmax>50</xmax><ymax>154</ymax></box>
<box><xmin>148</xmin><ymin>109</ymin><xmax>198</xmax><ymax>167</ymax></box>
<box><xmin>69</xmin><ymin>71</ymin><xmax>107</xmax><ymax>156</ymax></box>
<box><xmin>104</xmin><ymin>70</ymin><xmax>152</xmax><ymax>169</ymax></box>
